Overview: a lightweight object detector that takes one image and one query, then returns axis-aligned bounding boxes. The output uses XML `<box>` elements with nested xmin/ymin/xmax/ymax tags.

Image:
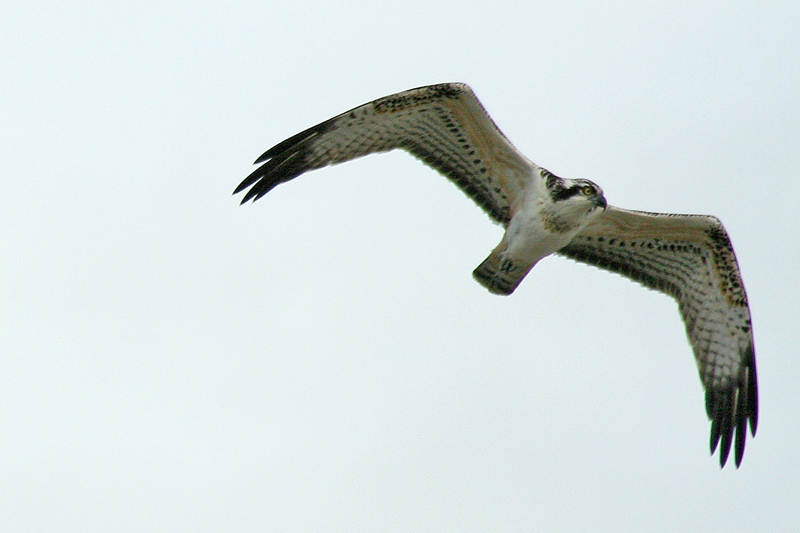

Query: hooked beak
<box><xmin>592</xmin><ymin>195</ymin><xmax>607</xmax><ymax>210</ymax></box>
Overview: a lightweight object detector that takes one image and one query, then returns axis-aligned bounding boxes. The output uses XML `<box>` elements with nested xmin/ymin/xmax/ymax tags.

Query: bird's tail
<box><xmin>472</xmin><ymin>245</ymin><xmax>531</xmax><ymax>296</ymax></box>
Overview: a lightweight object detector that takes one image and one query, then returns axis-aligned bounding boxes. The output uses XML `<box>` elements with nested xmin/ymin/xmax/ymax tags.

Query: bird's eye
<box><xmin>582</xmin><ymin>185</ymin><xmax>594</xmax><ymax>196</ymax></box>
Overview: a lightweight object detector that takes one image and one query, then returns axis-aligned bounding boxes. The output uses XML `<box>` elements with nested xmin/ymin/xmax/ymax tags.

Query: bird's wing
<box><xmin>557</xmin><ymin>206</ymin><xmax>758</xmax><ymax>467</ymax></box>
<box><xmin>235</xmin><ymin>83</ymin><xmax>533</xmax><ymax>224</ymax></box>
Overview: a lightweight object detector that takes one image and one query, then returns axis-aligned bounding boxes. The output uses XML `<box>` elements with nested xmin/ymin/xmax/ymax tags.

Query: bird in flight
<box><xmin>234</xmin><ymin>82</ymin><xmax>758</xmax><ymax>467</ymax></box>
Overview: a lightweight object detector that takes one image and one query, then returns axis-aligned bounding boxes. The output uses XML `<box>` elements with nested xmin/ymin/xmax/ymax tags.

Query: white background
<box><xmin>2</xmin><ymin>1</ymin><xmax>798</xmax><ymax>531</ymax></box>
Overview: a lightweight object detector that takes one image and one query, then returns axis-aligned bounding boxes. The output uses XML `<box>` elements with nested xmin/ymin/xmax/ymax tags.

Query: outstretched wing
<box><xmin>234</xmin><ymin>83</ymin><xmax>534</xmax><ymax>224</ymax></box>
<box><xmin>557</xmin><ymin>207</ymin><xmax>758</xmax><ymax>467</ymax></box>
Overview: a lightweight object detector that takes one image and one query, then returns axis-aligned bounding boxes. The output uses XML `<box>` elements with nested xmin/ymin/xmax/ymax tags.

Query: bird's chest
<box><xmin>505</xmin><ymin>203</ymin><xmax>581</xmax><ymax>262</ymax></box>
<box><xmin>538</xmin><ymin>204</ymin><xmax>582</xmax><ymax>234</ymax></box>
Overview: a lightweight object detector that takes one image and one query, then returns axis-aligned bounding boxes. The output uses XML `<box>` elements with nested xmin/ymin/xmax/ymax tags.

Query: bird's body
<box><xmin>235</xmin><ymin>83</ymin><xmax>757</xmax><ymax>467</ymax></box>
<box><xmin>473</xmin><ymin>170</ymin><xmax>607</xmax><ymax>294</ymax></box>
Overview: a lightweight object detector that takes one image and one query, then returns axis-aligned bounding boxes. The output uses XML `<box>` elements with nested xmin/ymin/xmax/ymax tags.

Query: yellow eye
<box><xmin>582</xmin><ymin>185</ymin><xmax>594</xmax><ymax>196</ymax></box>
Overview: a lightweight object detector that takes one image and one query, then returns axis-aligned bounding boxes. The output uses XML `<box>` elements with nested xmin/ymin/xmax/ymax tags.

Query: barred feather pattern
<box><xmin>559</xmin><ymin>207</ymin><xmax>758</xmax><ymax>467</ymax></box>
<box><xmin>235</xmin><ymin>83</ymin><xmax>532</xmax><ymax>224</ymax></box>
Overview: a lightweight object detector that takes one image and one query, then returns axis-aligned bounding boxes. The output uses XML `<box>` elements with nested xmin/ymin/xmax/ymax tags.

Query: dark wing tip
<box><xmin>234</xmin><ymin>152</ymin><xmax>305</xmax><ymax>204</ymax></box>
<box><xmin>235</xmin><ymin>120</ymin><xmax>333</xmax><ymax>204</ymax></box>
<box><xmin>707</xmin><ymin>390</ymin><xmax>734</xmax><ymax>467</ymax></box>
<box><xmin>706</xmin><ymin>343</ymin><xmax>758</xmax><ymax>468</ymax></box>
<box><xmin>747</xmin><ymin>346</ymin><xmax>759</xmax><ymax>437</ymax></box>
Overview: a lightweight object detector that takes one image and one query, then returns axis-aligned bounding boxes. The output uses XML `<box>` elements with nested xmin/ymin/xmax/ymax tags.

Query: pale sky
<box><xmin>2</xmin><ymin>1</ymin><xmax>799</xmax><ymax>531</ymax></box>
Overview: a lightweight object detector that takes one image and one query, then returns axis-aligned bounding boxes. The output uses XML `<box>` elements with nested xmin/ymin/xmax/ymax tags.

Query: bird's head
<box><xmin>544</xmin><ymin>171</ymin><xmax>607</xmax><ymax>214</ymax></box>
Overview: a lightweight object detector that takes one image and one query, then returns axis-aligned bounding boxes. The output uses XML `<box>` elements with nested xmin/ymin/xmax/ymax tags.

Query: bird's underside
<box><xmin>235</xmin><ymin>82</ymin><xmax>758</xmax><ymax>467</ymax></box>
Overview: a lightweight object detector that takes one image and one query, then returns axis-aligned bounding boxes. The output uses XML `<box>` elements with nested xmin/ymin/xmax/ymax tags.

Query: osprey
<box><xmin>235</xmin><ymin>83</ymin><xmax>758</xmax><ymax>468</ymax></box>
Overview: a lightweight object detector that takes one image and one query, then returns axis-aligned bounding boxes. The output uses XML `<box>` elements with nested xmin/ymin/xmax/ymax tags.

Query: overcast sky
<box><xmin>2</xmin><ymin>1</ymin><xmax>799</xmax><ymax>531</ymax></box>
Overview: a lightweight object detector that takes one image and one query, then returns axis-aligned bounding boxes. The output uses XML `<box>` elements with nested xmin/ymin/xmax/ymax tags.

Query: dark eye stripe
<box><xmin>552</xmin><ymin>186</ymin><xmax>583</xmax><ymax>202</ymax></box>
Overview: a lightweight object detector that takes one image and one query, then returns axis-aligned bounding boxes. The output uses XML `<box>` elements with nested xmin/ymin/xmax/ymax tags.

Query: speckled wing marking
<box><xmin>234</xmin><ymin>83</ymin><xmax>533</xmax><ymax>224</ymax></box>
<box><xmin>557</xmin><ymin>207</ymin><xmax>758</xmax><ymax>467</ymax></box>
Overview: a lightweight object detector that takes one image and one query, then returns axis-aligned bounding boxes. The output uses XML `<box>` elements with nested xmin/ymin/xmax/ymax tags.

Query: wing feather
<box><xmin>234</xmin><ymin>83</ymin><xmax>533</xmax><ymax>224</ymax></box>
<box><xmin>557</xmin><ymin>207</ymin><xmax>758</xmax><ymax>467</ymax></box>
